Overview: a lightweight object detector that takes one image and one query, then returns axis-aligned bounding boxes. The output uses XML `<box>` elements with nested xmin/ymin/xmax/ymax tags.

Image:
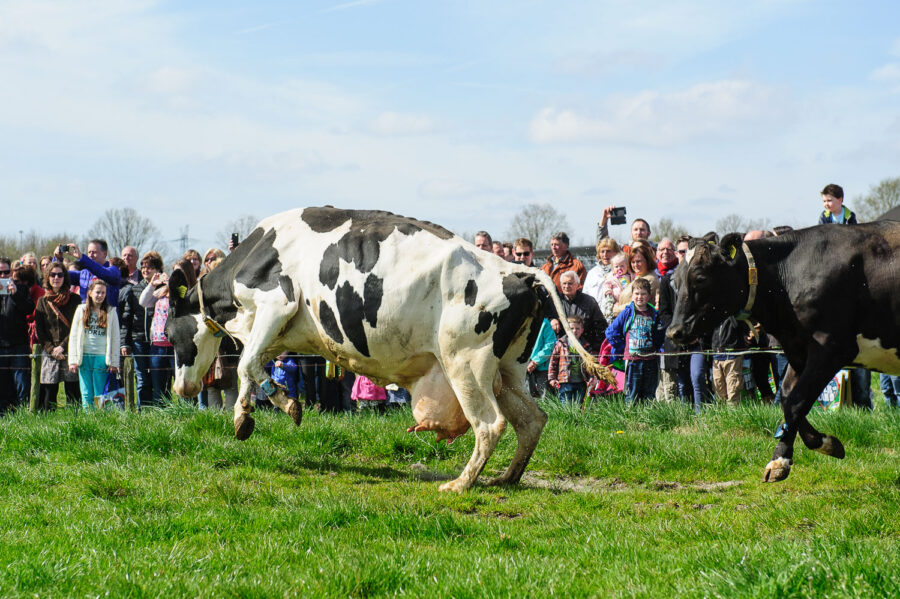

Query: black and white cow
<box><xmin>668</xmin><ymin>222</ymin><xmax>900</xmax><ymax>482</ymax></box>
<box><xmin>165</xmin><ymin>207</ymin><xmax>613</xmax><ymax>492</ymax></box>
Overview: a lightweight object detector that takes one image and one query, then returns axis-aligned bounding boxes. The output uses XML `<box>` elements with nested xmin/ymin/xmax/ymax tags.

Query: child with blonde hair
<box><xmin>599</xmin><ymin>252</ymin><xmax>634</xmax><ymax>323</ymax></box>
<box><xmin>68</xmin><ymin>279</ymin><xmax>120</xmax><ymax>409</ymax></box>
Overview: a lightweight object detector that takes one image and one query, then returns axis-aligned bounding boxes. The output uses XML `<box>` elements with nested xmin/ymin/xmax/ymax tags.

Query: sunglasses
<box><xmin>677</xmin><ymin>249</ymin><xmax>687</xmax><ymax>255</ymax></box>
<box><xmin>0</xmin><ymin>270</ymin><xmax>10</xmax><ymax>275</ymax></box>
<box><xmin>204</xmin><ymin>257</ymin><xmax>216</xmax><ymax>262</ymax></box>
<box><xmin>48</xmin><ymin>272</ymin><xmax>65</xmax><ymax>278</ymax></box>
<box><xmin>514</xmin><ymin>251</ymin><xmax>532</xmax><ymax>257</ymax></box>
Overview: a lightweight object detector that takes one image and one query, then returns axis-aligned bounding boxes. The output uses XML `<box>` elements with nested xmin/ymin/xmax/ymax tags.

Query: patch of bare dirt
<box><xmin>652</xmin><ymin>480</ymin><xmax>743</xmax><ymax>492</ymax></box>
<box><xmin>410</xmin><ymin>463</ymin><xmax>453</xmax><ymax>482</ymax></box>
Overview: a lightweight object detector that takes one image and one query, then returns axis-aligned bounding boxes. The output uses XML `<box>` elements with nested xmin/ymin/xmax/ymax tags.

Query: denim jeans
<box><xmin>772</xmin><ymin>353</ymin><xmax>790</xmax><ymax>405</ymax></box>
<box><xmin>0</xmin><ymin>345</ymin><xmax>30</xmax><ymax>414</ymax></box>
<box><xmin>147</xmin><ymin>344</ymin><xmax>174</xmax><ymax>407</ymax></box>
<box><xmin>132</xmin><ymin>341</ymin><xmax>153</xmax><ymax>409</ymax></box>
<box><xmin>880</xmin><ymin>374</ymin><xmax>900</xmax><ymax>408</ymax></box>
<box><xmin>557</xmin><ymin>381</ymin><xmax>587</xmax><ymax>405</ymax></box>
<box><xmin>689</xmin><ymin>352</ymin><xmax>708</xmax><ymax>413</ymax></box>
<box><xmin>625</xmin><ymin>359</ymin><xmax>659</xmax><ymax>404</ymax></box>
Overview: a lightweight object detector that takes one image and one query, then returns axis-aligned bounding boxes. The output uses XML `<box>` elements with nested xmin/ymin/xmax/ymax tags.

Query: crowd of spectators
<box><xmin>485</xmin><ymin>184</ymin><xmax>890</xmax><ymax>409</ymax></box>
<box><xmin>0</xmin><ymin>238</ymin><xmax>403</xmax><ymax>415</ymax></box>
<box><xmin>0</xmin><ymin>182</ymin><xmax>893</xmax><ymax>415</ymax></box>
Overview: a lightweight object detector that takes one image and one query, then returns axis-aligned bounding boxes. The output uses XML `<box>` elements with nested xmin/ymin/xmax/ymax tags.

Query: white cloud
<box><xmin>553</xmin><ymin>50</ymin><xmax>664</xmax><ymax>78</ymax></box>
<box><xmin>369</xmin><ymin>111</ymin><xmax>435</xmax><ymax>136</ymax></box>
<box><xmin>321</xmin><ymin>0</ymin><xmax>383</xmax><ymax>14</ymax></box>
<box><xmin>143</xmin><ymin>66</ymin><xmax>195</xmax><ymax>95</ymax></box>
<box><xmin>529</xmin><ymin>79</ymin><xmax>792</xmax><ymax>146</ymax></box>
<box><xmin>871</xmin><ymin>63</ymin><xmax>900</xmax><ymax>82</ymax></box>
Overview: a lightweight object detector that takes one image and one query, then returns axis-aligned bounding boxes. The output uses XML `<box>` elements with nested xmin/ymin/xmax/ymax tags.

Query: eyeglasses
<box><xmin>48</xmin><ymin>272</ymin><xmax>65</xmax><ymax>278</ymax></box>
<box><xmin>204</xmin><ymin>257</ymin><xmax>216</xmax><ymax>263</ymax></box>
<box><xmin>0</xmin><ymin>270</ymin><xmax>10</xmax><ymax>275</ymax></box>
<box><xmin>677</xmin><ymin>249</ymin><xmax>687</xmax><ymax>255</ymax></box>
<box><xmin>514</xmin><ymin>251</ymin><xmax>532</xmax><ymax>257</ymax></box>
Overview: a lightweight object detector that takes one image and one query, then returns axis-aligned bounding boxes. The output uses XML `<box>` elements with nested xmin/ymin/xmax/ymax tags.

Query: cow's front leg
<box><xmin>231</xmin><ymin>300</ymin><xmax>300</xmax><ymax>440</ymax></box>
<box><xmin>233</xmin><ymin>374</ymin><xmax>256</xmax><ymax>441</ymax></box>
<box><xmin>778</xmin><ymin>367</ymin><xmax>846</xmax><ymax>459</ymax></box>
<box><xmin>764</xmin><ymin>349</ymin><xmax>849</xmax><ymax>482</ymax></box>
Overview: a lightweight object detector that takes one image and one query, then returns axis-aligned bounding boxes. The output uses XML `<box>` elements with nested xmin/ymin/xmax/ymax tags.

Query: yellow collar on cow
<box><xmin>736</xmin><ymin>242</ymin><xmax>758</xmax><ymax>322</ymax></box>
<box><xmin>196</xmin><ymin>275</ymin><xmax>237</xmax><ymax>344</ymax></box>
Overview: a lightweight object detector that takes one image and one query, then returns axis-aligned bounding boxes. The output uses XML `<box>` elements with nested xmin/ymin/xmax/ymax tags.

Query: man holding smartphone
<box><xmin>55</xmin><ymin>239</ymin><xmax>123</xmax><ymax>307</ymax></box>
<box><xmin>597</xmin><ymin>206</ymin><xmax>657</xmax><ymax>249</ymax></box>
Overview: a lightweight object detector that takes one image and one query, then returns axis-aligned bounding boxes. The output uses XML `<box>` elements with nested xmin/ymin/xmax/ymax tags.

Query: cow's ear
<box><xmin>167</xmin><ymin>268</ymin><xmax>191</xmax><ymax>317</ymax></box>
<box><xmin>719</xmin><ymin>233</ymin><xmax>745</xmax><ymax>265</ymax></box>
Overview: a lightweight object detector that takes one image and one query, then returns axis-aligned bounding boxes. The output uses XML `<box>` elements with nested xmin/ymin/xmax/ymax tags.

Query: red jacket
<box><xmin>541</xmin><ymin>252</ymin><xmax>587</xmax><ymax>292</ymax></box>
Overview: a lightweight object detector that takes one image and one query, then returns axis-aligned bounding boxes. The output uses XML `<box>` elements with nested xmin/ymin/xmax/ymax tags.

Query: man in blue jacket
<box><xmin>56</xmin><ymin>239</ymin><xmax>122</xmax><ymax>307</ymax></box>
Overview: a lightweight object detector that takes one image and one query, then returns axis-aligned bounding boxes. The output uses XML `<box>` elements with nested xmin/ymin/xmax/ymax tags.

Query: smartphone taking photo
<box><xmin>610</xmin><ymin>206</ymin><xmax>627</xmax><ymax>225</ymax></box>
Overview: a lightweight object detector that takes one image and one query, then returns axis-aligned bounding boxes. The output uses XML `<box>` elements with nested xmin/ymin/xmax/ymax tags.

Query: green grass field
<box><xmin>1</xmin><ymin>398</ymin><xmax>898</xmax><ymax>598</ymax></box>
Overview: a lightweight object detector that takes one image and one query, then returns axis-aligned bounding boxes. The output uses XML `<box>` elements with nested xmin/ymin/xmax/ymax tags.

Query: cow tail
<box><xmin>532</xmin><ymin>271</ymin><xmax>616</xmax><ymax>385</ymax></box>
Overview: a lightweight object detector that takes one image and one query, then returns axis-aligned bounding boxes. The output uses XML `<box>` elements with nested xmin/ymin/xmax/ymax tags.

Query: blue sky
<box><xmin>1</xmin><ymin>0</ymin><xmax>899</xmax><ymax>253</ymax></box>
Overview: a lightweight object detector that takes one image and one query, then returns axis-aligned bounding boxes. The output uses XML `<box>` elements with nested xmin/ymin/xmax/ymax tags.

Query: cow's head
<box><xmin>667</xmin><ymin>233</ymin><xmax>749</xmax><ymax>345</ymax></box>
<box><xmin>165</xmin><ymin>268</ymin><xmax>222</xmax><ymax>398</ymax></box>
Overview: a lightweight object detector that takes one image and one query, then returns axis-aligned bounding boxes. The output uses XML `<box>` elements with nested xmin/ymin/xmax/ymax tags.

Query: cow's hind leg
<box><xmin>488</xmin><ymin>372</ymin><xmax>547</xmax><ymax>486</ymax></box>
<box><xmin>438</xmin><ymin>354</ymin><xmax>507</xmax><ymax>493</ymax></box>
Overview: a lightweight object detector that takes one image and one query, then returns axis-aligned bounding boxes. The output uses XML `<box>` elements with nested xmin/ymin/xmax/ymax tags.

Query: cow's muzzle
<box><xmin>666</xmin><ymin>324</ymin><xmax>696</xmax><ymax>346</ymax></box>
<box><xmin>173</xmin><ymin>379</ymin><xmax>201</xmax><ymax>398</ymax></box>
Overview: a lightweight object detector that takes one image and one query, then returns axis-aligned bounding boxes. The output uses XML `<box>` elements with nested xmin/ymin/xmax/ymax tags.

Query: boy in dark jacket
<box><xmin>605</xmin><ymin>277</ymin><xmax>664</xmax><ymax>404</ymax></box>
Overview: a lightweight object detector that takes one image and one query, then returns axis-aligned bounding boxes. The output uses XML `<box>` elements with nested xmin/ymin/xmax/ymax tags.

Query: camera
<box><xmin>58</xmin><ymin>244</ymin><xmax>70</xmax><ymax>254</ymax></box>
<box><xmin>610</xmin><ymin>206</ymin><xmax>627</xmax><ymax>225</ymax></box>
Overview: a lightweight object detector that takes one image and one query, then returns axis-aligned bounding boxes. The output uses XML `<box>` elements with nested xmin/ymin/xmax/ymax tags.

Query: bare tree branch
<box><xmin>504</xmin><ymin>203</ymin><xmax>571</xmax><ymax>249</ymax></box>
<box><xmin>216</xmin><ymin>215</ymin><xmax>259</xmax><ymax>248</ymax></box>
<box><xmin>87</xmin><ymin>208</ymin><xmax>166</xmax><ymax>256</ymax></box>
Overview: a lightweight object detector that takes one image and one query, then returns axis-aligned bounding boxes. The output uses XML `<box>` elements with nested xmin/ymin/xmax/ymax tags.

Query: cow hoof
<box><xmin>234</xmin><ymin>414</ymin><xmax>256</xmax><ymax>441</ymax></box>
<box><xmin>438</xmin><ymin>478</ymin><xmax>469</xmax><ymax>494</ymax></box>
<box><xmin>286</xmin><ymin>399</ymin><xmax>303</xmax><ymax>427</ymax></box>
<box><xmin>814</xmin><ymin>435</ymin><xmax>845</xmax><ymax>459</ymax></box>
<box><xmin>762</xmin><ymin>457</ymin><xmax>793</xmax><ymax>482</ymax></box>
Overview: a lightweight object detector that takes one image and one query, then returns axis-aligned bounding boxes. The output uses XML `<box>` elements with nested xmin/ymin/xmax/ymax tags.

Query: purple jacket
<box><xmin>66</xmin><ymin>255</ymin><xmax>122</xmax><ymax>307</ymax></box>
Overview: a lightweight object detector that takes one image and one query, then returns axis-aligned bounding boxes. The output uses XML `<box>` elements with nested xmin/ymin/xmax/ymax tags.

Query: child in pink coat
<box><xmin>351</xmin><ymin>374</ymin><xmax>387</xmax><ymax>412</ymax></box>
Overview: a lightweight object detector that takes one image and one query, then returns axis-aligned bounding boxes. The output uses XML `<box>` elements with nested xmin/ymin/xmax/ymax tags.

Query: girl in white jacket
<box><xmin>68</xmin><ymin>279</ymin><xmax>120</xmax><ymax>409</ymax></box>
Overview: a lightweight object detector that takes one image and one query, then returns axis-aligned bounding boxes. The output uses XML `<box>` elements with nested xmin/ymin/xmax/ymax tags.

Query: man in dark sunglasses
<box><xmin>512</xmin><ymin>237</ymin><xmax>535</xmax><ymax>267</ymax></box>
<box><xmin>0</xmin><ymin>256</ymin><xmax>35</xmax><ymax>414</ymax></box>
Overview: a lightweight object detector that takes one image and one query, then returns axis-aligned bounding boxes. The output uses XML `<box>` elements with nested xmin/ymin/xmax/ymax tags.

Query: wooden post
<box><xmin>29</xmin><ymin>344</ymin><xmax>40</xmax><ymax>412</ymax></box>
<box><xmin>123</xmin><ymin>355</ymin><xmax>136</xmax><ymax>411</ymax></box>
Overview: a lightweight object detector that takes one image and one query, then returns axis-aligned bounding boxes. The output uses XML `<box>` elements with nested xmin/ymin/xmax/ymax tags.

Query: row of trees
<box><xmin>503</xmin><ymin>177</ymin><xmax>900</xmax><ymax>247</ymax></box>
<box><xmin>0</xmin><ymin>209</ymin><xmax>259</xmax><ymax>265</ymax></box>
<box><xmin>2</xmin><ymin>177</ymin><xmax>897</xmax><ymax>260</ymax></box>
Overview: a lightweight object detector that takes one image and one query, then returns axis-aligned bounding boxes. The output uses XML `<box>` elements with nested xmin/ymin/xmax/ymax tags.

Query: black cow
<box><xmin>668</xmin><ymin>223</ymin><xmax>900</xmax><ymax>481</ymax></box>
